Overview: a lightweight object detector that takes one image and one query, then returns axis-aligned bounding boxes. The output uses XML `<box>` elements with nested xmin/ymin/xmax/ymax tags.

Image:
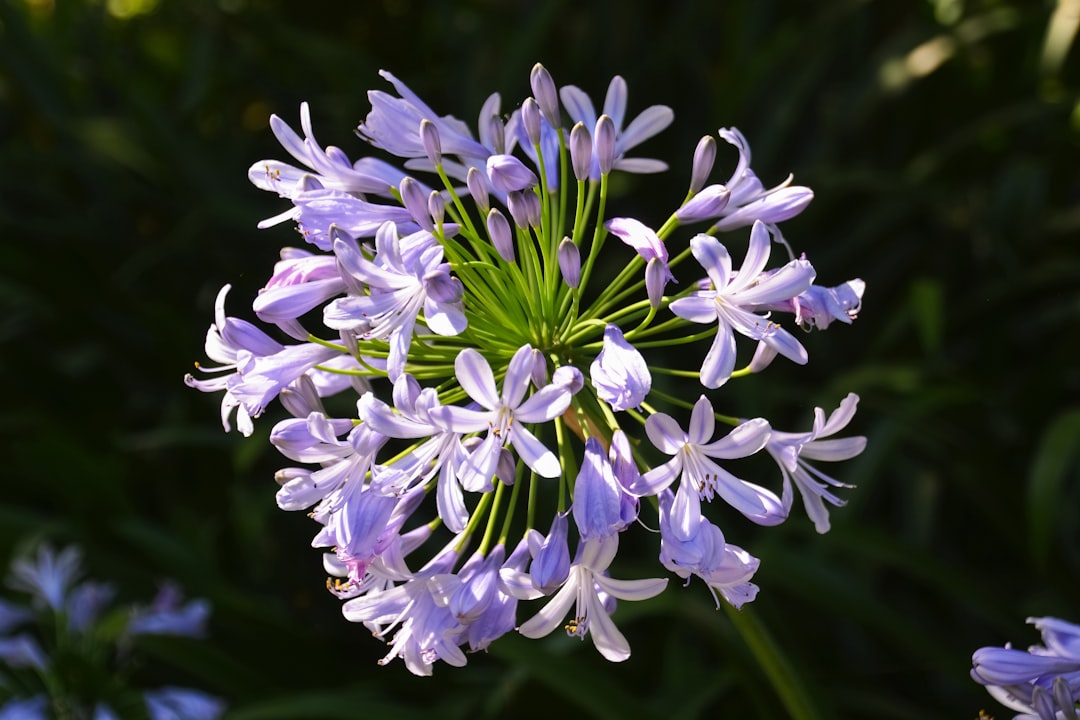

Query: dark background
<box><xmin>1</xmin><ymin>0</ymin><xmax>1078</xmax><ymax>717</ymax></box>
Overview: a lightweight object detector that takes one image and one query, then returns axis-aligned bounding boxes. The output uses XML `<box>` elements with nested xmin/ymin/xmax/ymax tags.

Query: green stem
<box><xmin>722</xmin><ymin>604</ymin><xmax>824</xmax><ymax>720</ymax></box>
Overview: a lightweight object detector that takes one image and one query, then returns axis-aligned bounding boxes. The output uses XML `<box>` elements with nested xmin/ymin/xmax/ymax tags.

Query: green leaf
<box><xmin>1027</xmin><ymin>407</ymin><xmax>1080</xmax><ymax>570</ymax></box>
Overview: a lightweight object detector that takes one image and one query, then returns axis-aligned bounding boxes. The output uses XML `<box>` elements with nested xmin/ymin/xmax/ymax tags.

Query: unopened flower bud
<box><xmin>419</xmin><ymin>119</ymin><xmax>442</xmax><ymax>165</ymax></box>
<box><xmin>507</xmin><ymin>190</ymin><xmax>540</xmax><ymax>228</ymax></box>
<box><xmin>496</xmin><ymin>448</ymin><xmax>517</xmax><ymax>486</ymax></box>
<box><xmin>427</xmin><ymin>191</ymin><xmax>445</xmax><ymax>226</ymax></box>
<box><xmin>689</xmin><ymin>135</ymin><xmax>716</xmax><ymax>193</ymax></box>
<box><xmin>558</xmin><ymin>237</ymin><xmax>580</xmax><ymax>288</ymax></box>
<box><xmin>487</xmin><ymin>154</ymin><xmax>538</xmax><ymax>193</ymax></box>
<box><xmin>486</xmin><ymin>114</ymin><xmax>506</xmax><ymax>155</ymax></box>
<box><xmin>486</xmin><ymin>208</ymin><xmax>515</xmax><ymax>263</ymax></box>
<box><xmin>279</xmin><ymin>374</ymin><xmax>324</xmax><ymax>418</ymax></box>
<box><xmin>467</xmin><ymin>166</ymin><xmax>489</xmax><ymax>214</ymax></box>
<box><xmin>530</xmin><ymin>63</ymin><xmax>560</xmax><ymax>127</ymax></box>
<box><xmin>676</xmin><ymin>184</ymin><xmax>731</xmax><ymax>223</ymax></box>
<box><xmin>399</xmin><ymin>177</ymin><xmax>432</xmax><ymax>231</ymax></box>
<box><xmin>530</xmin><ymin>348</ymin><xmax>548</xmax><ymax>387</ymax></box>
<box><xmin>594</xmin><ymin>115</ymin><xmax>616</xmax><ymax>175</ymax></box>
<box><xmin>522</xmin><ymin>97</ymin><xmax>542</xmax><ymax>146</ymax></box>
<box><xmin>570</xmin><ymin>122</ymin><xmax>592</xmax><ymax>182</ymax></box>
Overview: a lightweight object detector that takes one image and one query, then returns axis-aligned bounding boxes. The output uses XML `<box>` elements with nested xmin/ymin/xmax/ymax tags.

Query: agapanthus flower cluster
<box><xmin>0</xmin><ymin>544</ymin><xmax>224</xmax><ymax>720</ymax></box>
<box><xmin>187</xmin><ymin>63</ymin><xmax>867</xmax><ymax>675</ymax></box>
<box><xmin>972</xmin><ymin>616</ymin><xmax>1080</xmax><ymax>719</ymax></box>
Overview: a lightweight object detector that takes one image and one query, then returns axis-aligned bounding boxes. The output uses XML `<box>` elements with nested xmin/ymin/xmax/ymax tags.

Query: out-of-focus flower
<box><xmin>973</xmin><ymin>616</ymin><xmax>1080</xmax><ymax>720</ymax></box>
<box><xmin>0</xmin><ymin>544</ymin><xmax>224</xmax><ymax>719</ymax></box>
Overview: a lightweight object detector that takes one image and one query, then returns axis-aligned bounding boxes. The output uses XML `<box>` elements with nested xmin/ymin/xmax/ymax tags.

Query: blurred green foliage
<box><xmin>1</xmin><ymin>0</ymin><xmax>1078</xmax><ymax>717</ymax></box>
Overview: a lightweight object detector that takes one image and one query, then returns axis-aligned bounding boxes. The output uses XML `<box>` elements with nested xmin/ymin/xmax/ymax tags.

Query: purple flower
<box><xmin>342</xmin><ymin>543</ymin><xmax>467</xmax><ymax>675</ymax></box>
<box><xmin>605</xmin><ymin>217</ymin><xmax>675</xmax><ymax>306</ymax></box>
<box><xmin>291</xmin><ymin>188</ymin><xmax>417</xmax><ymax>250</ymax></box>
<box><xmin>0</xmin><ymin>635</ymin><xmax>47</xmax><ymax>671</ymax></box>
<box><xmin>972</xmin><ymin>616</ymin><xmax>1080</xmax><ymax>718</ymax></box>
<box><xmin>127</xmin><ymin>584</ymin><xmax>210</xmax><ymax>638</ymax></box>
<box><xmin>7</xmin><ymin>545</ymin><xmax>82</xmax><ymax>612</ymax></box>
<box><xmin>428</xmin><ymin>345</ymin><xmax>577</xmax><ymax>483</ymax></box>
<box><xmin>358</xmin><ymin>70</ymin><xmax>490</xmax><ymax>161</ymax></box>
<box><xmin>634</xmin><ymin>396</ymin><xmax>781</xmax><ymax>537</ymax></box>
<box><xmin>486</xmin><ymin>154</ymin><xmax>538</xmax><ymax>192</ymax></box>
<box><xmin>248</xmin><ymin>102</ymin><xmax>397</xmax><ymax>229</ymax></box>
<box><xmin>560</xmin><ymin>76</ymin><xmax>674</xmax><ymax>179</ymax></box>
<box><xmin>708</xmin><ymin>127</ymin><xmax>814</xmax><ymax>233</ymax></box>
<box><xmin>517</xmin><ymin>535</ymin><xmax>667</xmax><ymax>662</ymax></box>
<box><xmin>144</xmin><ymin>687</ymin><xmax>225</xmax><ymax>720</ymax></box>
<box><xmin>252</xmin><ymin>248</ymin><xmax>346</xmax><ymax>338</ymax></box>
<box><xmin>358</xmin><ymin>375</ymin><xmax>478</xmax><ymax>533</ymax></box>
<box><xmin>467</xmin><ymin>539</ymin><xmax>531</xmax><ymax>651</ymax></box>
<box><xmin>526</xmin><ymin>513</ymin><xmax>572</xmax><ymax>595</ymax></box>
<box><xmin>669</xmin><ymin>222</ymin><xmax>815</xmax><ymax>388</ymax></box>
<box><xmin>184</xmin><ymin>284</ymin><xmax>284</xmax><ymax>436</ymax></box>
<box><xmin>657</xmin><ymin>489</ymin><xmax>760</xmax><ymax>609</ymax></box>
<box><xmin>572</xmin><ymin>438</ymin><xmax>626</xmax><ymax>540</ymax></box>
<box><xmin>323</xmin><ymin>221</ymin><xmax>466</xmax><ymax>380</ymax></box>
<box><xmin>589</xmin><ymin>324</ymin><xmax>651</xmax><ymax>411</ymax></box>
<box><xmin>764</xmin><ymin>393</ymin><xmax>866</xmax><ymax>533</ymax></box>
<box><xmin>676</xmin><ymin>184</ymin><xmax>731</xmax><ymax>223</ymax></box>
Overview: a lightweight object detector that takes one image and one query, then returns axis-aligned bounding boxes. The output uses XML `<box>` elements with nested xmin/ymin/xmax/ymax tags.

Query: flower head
<box><xmin>188</xmin><ymin>63</ymin><xmax>866</xmax><ymax>673</ymax></box>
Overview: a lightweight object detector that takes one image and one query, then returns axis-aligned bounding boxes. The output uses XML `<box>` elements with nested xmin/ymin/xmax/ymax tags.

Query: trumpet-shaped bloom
<box><xmin>635</xmin><ymin>395</ymin><xmax>780</xmax><ymax>539</ymax></box>
<box><xmin>429</xmin><ymin>345</ymin><xmax>577</xmax><ymax>483</ymax></box>
<box><xmin>324</xmin><ymin>222</ymin><xmax>465</xmax><ymax>380</ymax></box>
<box><xmin>517</xmin><ymin>535</ymin><xmax>667</xmax><ymax>662</ymax></box>
<box><xmin>657</xmin><ymin>489</ymin><xmax>760</xmax><ymax>609</ymax></box>
<box><xmin>670</xmin><ymin>221</ymin><xmax>815</xmax><ymax>388</ymax></box>
<box><xmin>763</xmin><ymin>393</ymin><xmax>866</xmax><ymax>533</ymax></box>
<box><xmin>560</xmin><ymin>76</ymin><xmax>673</xmax><ymax>179</ymax></box>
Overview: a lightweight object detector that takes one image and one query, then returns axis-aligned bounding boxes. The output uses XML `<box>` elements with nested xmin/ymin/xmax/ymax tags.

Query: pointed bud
<box><xmin>594</xmin><ymin>115</ymin><xmax>616</xmax><ymax>175</ymax></box>
<box><xmin>676</xmin><ymin>184</ymin><xmax>731</xmax><ymax>223</ymax></box>
<box><xmin>530</xmin><ymin>63</ymin><xmax>560</xmax><ymax>127</ymax></box>
<box><xmin>486</xmin><ymin>113</ymin><xmax>506</xmax><ymax>155</ymax></box>
<box><xmin>530</xmin><ymin>348</ymin><xmax>548</xmax><ymax>388</ymax></box>
<box><xmin>530</xmin><ymin>512</ymin><xmax>570</xmax><ymax>594</ymax></box>
<box><xmin>689</xmin><ymin>135</ymin><xmax>716</xmax><ymax>193</ymax></box>
<box><xmin>507</xmin><ymin>190</ymin><xmax>540</xmax><ymax>228</ymax></box>
<box><xmin>427</xmin><ymin>191</ymin><xmax>445</xmax><ymax>226</ymax></box>
<box><xmin>419</xmin><ymin>119</ymin><xmax>442</xmax><ymax>165</ymax></box>
<box><xmin>467</xmin><ymin>166</ymin><xmax>489</xmax><ymax>214</ymax></box>
<box><xmin>557</xmin><ymin>237</ymin><xmax>581</xmax><ymax>288</ymax></box>
<box><xmin>279</xmin><ymin>374</ymin><xmax>324</xmax><ymax>418</ymax></box>
<box><xmin>569</xmin><ymin>122</ymin><xmax>592</xmax><ymax>182</ymax></box>
<box><xmin>486</xmin><ymin>208</ymin><xmax>515</xmax><ymax>263</ymax></box>
<box><xmin>399</xmin><ymin>177</ymin><xmax>432</xmax><ymax>231</ymax></box>
<box><xmin>496</xmin><ymin>448</ymin><xmax>517</xmax><ymax>486</ymax></box>
<box><xmin>522</xmin><ymin>97</ymin><xmax>542</xmax><ymax>146</ymax></box>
